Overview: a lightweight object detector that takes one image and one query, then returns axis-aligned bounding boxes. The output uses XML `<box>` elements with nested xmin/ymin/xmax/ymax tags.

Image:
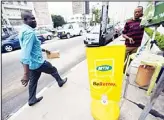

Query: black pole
<box><xmin>99</xmin><ymin>2</ymin><xmax>109</xmax><ymax>46</ymax></box>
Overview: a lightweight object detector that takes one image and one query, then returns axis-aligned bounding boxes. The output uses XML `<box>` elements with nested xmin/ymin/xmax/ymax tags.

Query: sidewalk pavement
<box><xmin>8</xmin><ymin>60</ymin><xmax>163</xmax><ymax>120</ymax></box>
<box><xmin>8</xmin><ymin>36</ymin><xmax>163</xmax><ymax>120</ymax></box>
<box><xmin>8</xmin><ymin>60</ymin><xmax>92</xmax><ymax>120</ymax></box>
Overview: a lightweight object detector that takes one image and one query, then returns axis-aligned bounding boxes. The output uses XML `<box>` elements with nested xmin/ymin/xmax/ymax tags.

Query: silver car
<box><xmin>36</xmin><ymin>30</ymin><xmax>54</xmax><ymax>40</ymax></box>
<box><xmin>84</xmin><ymin>25</ymin><xmax>115</xmax><ymax>46</ymax></box>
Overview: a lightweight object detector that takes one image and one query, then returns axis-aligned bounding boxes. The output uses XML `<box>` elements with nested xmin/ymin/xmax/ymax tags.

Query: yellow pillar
<box><xmin>86</xmin><ymin>45</ymin><xmax>125</xmax><ymax>120</ymax></box>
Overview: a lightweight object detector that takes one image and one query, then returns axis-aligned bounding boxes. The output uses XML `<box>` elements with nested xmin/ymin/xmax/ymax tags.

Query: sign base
<box><xmin>91</xmin><ymin>99</ymin><xmax>120</xmax><ymax>120</ymax></box>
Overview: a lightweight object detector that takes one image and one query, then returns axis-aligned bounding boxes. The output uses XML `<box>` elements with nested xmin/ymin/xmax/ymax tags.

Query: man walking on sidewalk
<box><xmin>19</xmin><ymin>10</ymin><xmax>67</xmax><ymax>106</ymax></box>
<box><xmin>122</xmin><ymin>6</ymin><xmax>144</xmax><ymax>57</ymax></box>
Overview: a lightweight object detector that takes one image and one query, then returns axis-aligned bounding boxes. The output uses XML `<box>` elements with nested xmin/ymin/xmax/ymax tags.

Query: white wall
<box><xmin>157</xmin><ymin>25</ymin><xmax>164</xmax><ymax>34</ymax></box>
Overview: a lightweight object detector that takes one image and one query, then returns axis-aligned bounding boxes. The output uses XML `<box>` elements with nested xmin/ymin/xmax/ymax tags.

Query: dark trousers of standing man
<box><xmin>28</xmin><ymin>60</ymin><xmax>63</xmax><ymax>104</ymax></box>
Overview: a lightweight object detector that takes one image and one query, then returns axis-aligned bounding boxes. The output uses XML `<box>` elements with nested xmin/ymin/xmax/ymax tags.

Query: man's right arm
<box><xmin>122</xmin><ymin>34</ymin><xmax>131</xmax><ymax>40</ymax></box>
<box><xmin>21</xmin><ymin>32</ymin><xmax>35</xmax><ymax>86</ymax></box>
<box><xmin>122</xmin><ymin>22</ymin><xmax>134</xmax><ymax>44</ymax></box>
<box><xmin>122</xmin><ymin>22</ymin><xmax>129</xmax><ymax>39</ymax></box>
<box><xmin>21</xmin><ymin>64</ymin><xmax>30</xmax><ymax>86</ymax></box>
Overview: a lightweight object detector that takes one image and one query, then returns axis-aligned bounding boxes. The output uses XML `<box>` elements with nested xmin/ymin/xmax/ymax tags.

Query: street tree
<box><xmin>90</xmin><ymin>8</ymin><xmax>110</xmax><ymax>25</ymax></box>
<box><xmin>91</xmin><ymin>8</ymin><xmax>101</xmax><ymax>25</ymax></box>
<box><xmin>51</xmin><ymin>15</ymin><xmax>66</xmax><ymax>28</ymax></box>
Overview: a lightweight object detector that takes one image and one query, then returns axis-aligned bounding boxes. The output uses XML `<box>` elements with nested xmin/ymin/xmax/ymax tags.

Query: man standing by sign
<box><xmin>122</xmin><ymin>6</ymin><xmax>144</xmax><ymax>57</ymax></box>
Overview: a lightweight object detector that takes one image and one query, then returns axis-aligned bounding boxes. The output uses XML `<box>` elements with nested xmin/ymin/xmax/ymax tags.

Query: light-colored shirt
<box><xmin>19</xmin><ymin>24</ymin><xmax>44</xmax><ymax>70</ymax></box>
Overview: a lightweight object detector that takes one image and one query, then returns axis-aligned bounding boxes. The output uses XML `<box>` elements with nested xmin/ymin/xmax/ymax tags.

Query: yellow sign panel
<box><xmin>86</xmin><ymin>45</ymin><xmax>125</xmax><ymax>120</ymax></box>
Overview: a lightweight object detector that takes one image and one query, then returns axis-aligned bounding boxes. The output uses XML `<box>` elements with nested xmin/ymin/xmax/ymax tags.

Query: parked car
<box><xmin>86</xmin><ymin>26</ymin><xmax>94</xmax><ymax>33</ymax></box>
<box><xmin>2</xmin><ymin>34</ymin><xmax>10</xmax><ymax>40</ymax></box>
<box><xmin>35</xmin><ymin>30</ymin><xmax>54</xmax><ymax>40</ymax></box>
<box><xmin>37</xmin><ymin>27</ymin><xmax>57</xmax><ymax>35</ymax></box>
<box><xmin>2</xmin><ymin>31</ymin><xmax>18</xmax><ymax>40</ymax></box>
<box><xmin>2</xmin><ymin>34</ymin><xmax>45</xmax><ymax>52</ymax></box>
<box><xmin>84</xmin><ymin>25</ymin><xmax>115</xmax><ymax>46</ymax></box>
<box><xmin>57</xmin><ymin>23</ymin><xmax>85</xmax><ymax>39</ymax></box>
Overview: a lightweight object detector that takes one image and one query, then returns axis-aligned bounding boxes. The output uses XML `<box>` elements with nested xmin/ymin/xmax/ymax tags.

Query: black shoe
<box><xmin>126</xmin><ymin>73</ymin><xmax>130</xmax><ymax>76</ymax></box>
<box><xmin>28</xmin><ymin>96</ymin><xmax>43</xmax><ymax>106</ymax></box>
<box><xmin>58</xmin><ymin>77</ymin><xmax>67</xmax><ymax>87</ymax></box>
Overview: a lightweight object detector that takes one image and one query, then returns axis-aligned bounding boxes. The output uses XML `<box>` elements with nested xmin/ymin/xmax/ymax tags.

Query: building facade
<box><xmin>2</xmin><ymin>1</ymin><xmax>53</xmax><ymax>32</ymax></box>
<box><xmin>72</xmin><ymin>2</ymin><xmax>84</xmax><ymax>15</ymax></box>
<box><xmin>2</xmin><ymin>1</ymin><xmax>34</xmax><ymax>31</ymax></box>
<box><xmin>71</xmin><ymin>2</ymin><xmax>90</xmax><ymax>28</ymax></box>
<box><xmin>33</xmin><ymin>2</ymin><xmax>53</xmax><ymax>28</ymax></box>
<box><xmin>72</xmin><ymin>2</ymin><xmax>90</xmax><ymax>15</ymax></box>
<box><xmin>85</xmin><ymin>1</ymin><xmax>90</xmax><ymax>15</ymax></box>
<box><xmin>67</xmin><ymin>14</ymin><xmax>92</xmax><ymax>28</ymax></box>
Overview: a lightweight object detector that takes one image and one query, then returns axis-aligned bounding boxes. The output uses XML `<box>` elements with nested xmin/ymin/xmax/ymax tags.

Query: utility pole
<box><xmin>83</xmin><ymin>13</ymin><xmax>86</xmax><ymax>30</ymax></box>
<box><xmin>83</xmin><ymin>2</ymin><xmax>86</xmax><ymax>30</ymax></box>
<box><xmin>99</xmin><ymin>2</ymin><xmax>109</xmax><ymax>46</ymax></box>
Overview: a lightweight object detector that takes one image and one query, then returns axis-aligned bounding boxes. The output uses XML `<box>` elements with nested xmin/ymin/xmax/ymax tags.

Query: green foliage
<box><xmin>93</xmin><ymin>8</ymin><xmax>101</xmax><ymax>23</ymax></box>
<box><xmin>90</xmin><ymin>8</ymin><xmax>101</xmax><ymax>25</ymax></box>
<box><xmin>90</xmin><ymin>8</ymin><xmax>110</xmax><ymax>25</ymax></box>
<box><xmin>145</xmin><ymin>27</ymin><xmax>164</xmax><ymax>50</ymax></box>
<box><xmin>51</xmin><ymin>15</ymin><xmax>66</xmax><ymax>28</ymax></box>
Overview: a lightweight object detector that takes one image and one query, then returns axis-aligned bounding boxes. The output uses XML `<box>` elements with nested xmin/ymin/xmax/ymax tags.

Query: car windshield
<box><xmin>6</xmin><ymin>34</ymin><xmax>18</xmax><ymax>40</ymax></box>
<box><xmin>107</xmin><ymin>24</ymin><xmax>113</xmax><ymax>29</ymax></box>
<box><xmin>35</xmin><ymin>31</ymin><xmax>40</xmax><ymax>35</ymax></box>
<box><xmin>40</xmin><ymin>30</ymin><xmax>48</xmax><ymax>34</ymax></box>
<box><xmin>63</xmin><ymin>24</ymin><xmax>71</xmax><ymax>29</ymax></box>
<box><xmin>90</xmin><ymin>26</ymin><xmax>100</xmax><ymax>34</ymax></box>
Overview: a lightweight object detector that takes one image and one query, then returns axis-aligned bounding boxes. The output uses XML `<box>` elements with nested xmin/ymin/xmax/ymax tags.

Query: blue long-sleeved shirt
<box><xmin>19</xmin><ymin>24</ymin><xmax>44</xmax><ymax>70</ymax></box>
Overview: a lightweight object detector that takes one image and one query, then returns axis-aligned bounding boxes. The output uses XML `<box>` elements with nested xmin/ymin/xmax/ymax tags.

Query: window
<box><xmin>3</xmin><ymin>2</ymin><xmax>10</xmax><ymax>4</ymax></box>
<box><xmin>9</xmin><ymin>19</ymin><xmax>23</xmax><ymax>26</ymax></box>
<box><xmin>40</xmin><ymin>30</ymin><xmax>47</xmax><ymax>34</ymax></box>
<box><xmin>35</xmin><ymin>31</ymin><xmax>40</xmax><ymax>35</ymax></box>
<box><xmin>8</xmin><ymin>2</ymin><xmax>13</xmax><ymax>4</ymax></box>
<box><xmin>2</xmin><ymin>19</ymin><xmax>8</xmax><ymax>25</ymax></box>
<box><xmin>17</xmin><ymin>1</ymin><xmax>21</xmax><ymax>5</ymax></box>
<box><xmin>24</xmin><ymin>1</ymin><xmax>27</xmax><ymax>5</ymax></box>
<box><xmin>69</xmin><ymin>25</ymin><xmax>73</xmax><ymax>29</ymax></box>
<box><xmin>6</xmin><ymin>34</ymin><xmax>18</xmax><ymax>40</ymax></box>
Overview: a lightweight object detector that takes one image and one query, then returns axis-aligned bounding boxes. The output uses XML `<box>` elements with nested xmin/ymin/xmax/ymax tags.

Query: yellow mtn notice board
<box><xmin>86</xmin><ymin>45</ymin><xmax>125</xmax><ymax>120</ymax></box>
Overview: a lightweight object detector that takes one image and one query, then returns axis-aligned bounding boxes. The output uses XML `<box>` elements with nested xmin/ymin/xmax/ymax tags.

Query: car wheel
<box><xmin>84</xmin><ymin>40</ymin><xmax>87</xmax><ymax>44</ymax></box>
<box><xmin>114</xmin><ymin>34</ymin><xmax>118</xmax><ymax>38</ymax></box>
<box><xmin>112</xmin><ymin>36</ymin><xmax>115</xmax><ymax>41</ymax></box>
<box><xmin>4</xmin><ymin>44</ymin><xmax>13</xmax><ymax>52</ymax></box>
<box><xmin>66</xmin><ymin>33</ymin><xmax>71</xmax><ymax>39</ymax></box>
<box><xmin>47</xmin><ymin>35</ymin><xmax>52</xmax><ymax>40</ymax></box>
<box><xmin>79</xmin><ymin>31</ymin><xmax>83</xmax><ymax>36</ymax></box>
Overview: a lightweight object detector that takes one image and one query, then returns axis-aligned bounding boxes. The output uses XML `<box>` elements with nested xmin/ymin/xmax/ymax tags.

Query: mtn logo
<box><xmin>96</xmin><ymin>65</ymin><xmax>112</xmax><ymax>71</ymax></box>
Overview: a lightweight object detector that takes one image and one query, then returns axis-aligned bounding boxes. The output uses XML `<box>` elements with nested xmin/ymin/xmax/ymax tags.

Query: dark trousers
<box><xmin>28</xmin><ymin>60</ymin><xmax>62</xmax><ymax>103</ymax></box>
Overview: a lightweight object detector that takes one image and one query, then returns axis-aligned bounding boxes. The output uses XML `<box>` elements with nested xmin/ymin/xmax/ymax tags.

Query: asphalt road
<box><xmin>2</xmin><ymin>36</ymin><xmax>86</xmax><ymax>120</ymax></box>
